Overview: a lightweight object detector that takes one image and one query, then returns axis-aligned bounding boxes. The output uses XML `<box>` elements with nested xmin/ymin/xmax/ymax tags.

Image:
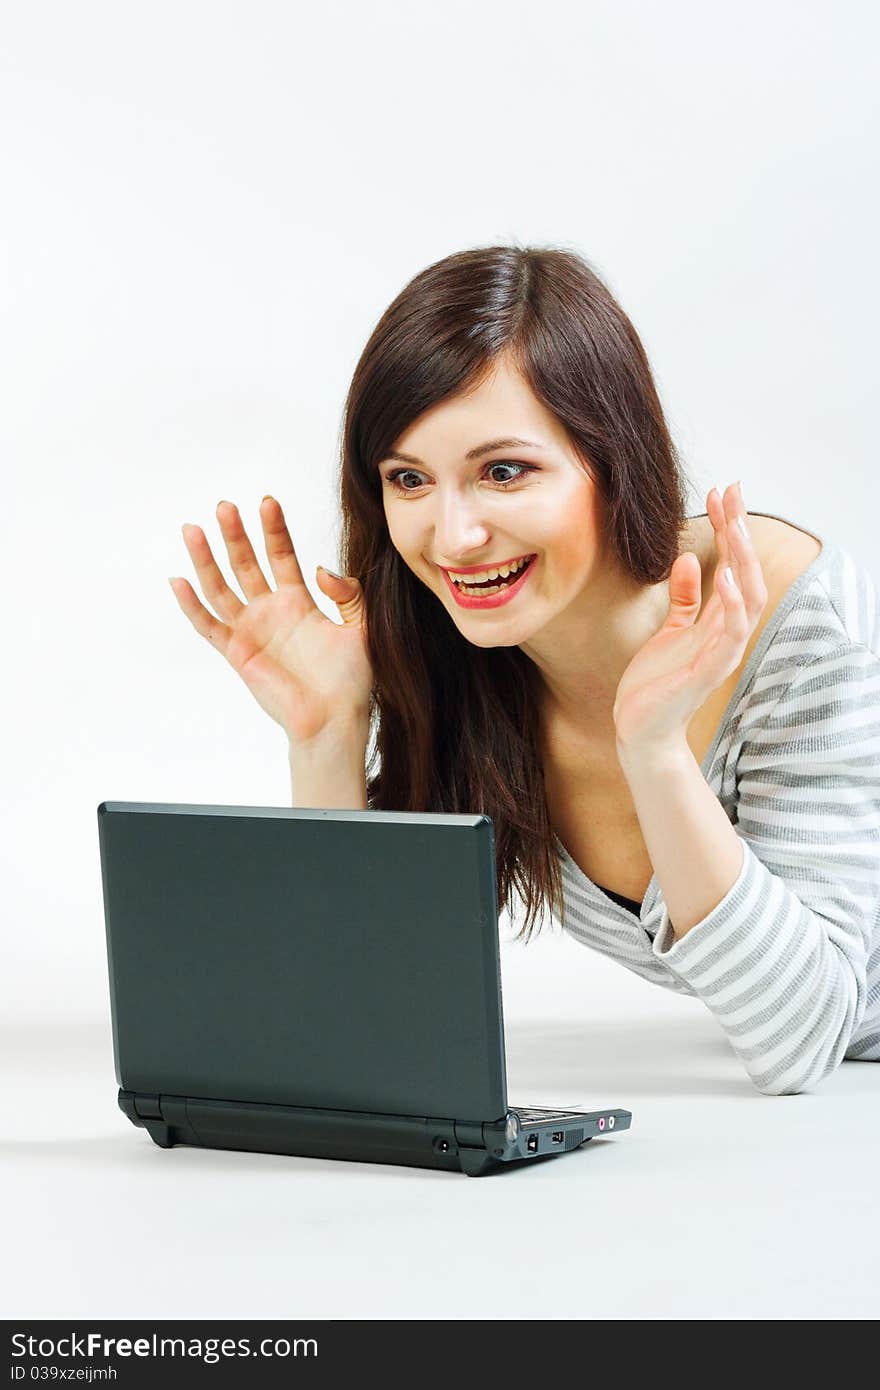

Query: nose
<box><xmin>433</xmin><ymin>493</ymin><xmax>493</xmax><ymax>561</ymax></box>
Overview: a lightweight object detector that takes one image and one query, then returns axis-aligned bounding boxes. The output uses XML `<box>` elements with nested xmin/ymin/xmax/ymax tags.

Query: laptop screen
<box><xmin>98</xmin><ymin>802</ymin><xmax>508</xmax><ymax>1122</ymax></box>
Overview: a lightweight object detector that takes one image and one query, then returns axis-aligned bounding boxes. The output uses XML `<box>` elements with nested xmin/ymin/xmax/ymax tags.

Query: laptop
<box><xmin>97</xmin><ymin>801</ymin><xmax>632</xmax><ymax>1177</ymax></box>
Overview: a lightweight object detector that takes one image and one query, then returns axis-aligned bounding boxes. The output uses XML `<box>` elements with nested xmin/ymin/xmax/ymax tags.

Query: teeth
<box><xmin>448</xmin><ymin>555</ymin><xmax>531</xmax><ymax>586</ymax></box>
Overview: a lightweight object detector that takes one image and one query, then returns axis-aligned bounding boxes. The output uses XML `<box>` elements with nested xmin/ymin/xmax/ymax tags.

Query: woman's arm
<box><xmin>289</xmin><ymin>717</ymin><xmax>369</xmax><ymax>809</ymax></box>
<box><xmin>617</xmin><ymin>641</ymin><xmax>880</xmax><ymax>1097</ymax></box>
<box><xmin>616</xmin><ymin>738</ymin><xmax>743</xmax><ymax>940</ymax></box>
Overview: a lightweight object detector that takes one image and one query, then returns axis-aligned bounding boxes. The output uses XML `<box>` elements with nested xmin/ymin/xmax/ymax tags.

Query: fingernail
<box><xmin>319</xmin><ymin>565</ymin><xmax>344</xmax><ymax>580</ymax></box>
<box><xmin>737</xmin><ymin>514</ymin><xmax>750</xmax><ymax>540</ymax></box>
<box><xmin>737</xmin><ymin>480</ymin><xmax>744</xmax><ymax>502</ymax></box>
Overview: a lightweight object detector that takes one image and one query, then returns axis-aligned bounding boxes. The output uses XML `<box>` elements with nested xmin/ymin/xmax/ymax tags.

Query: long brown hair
<box><xmin>334</xmin><ymin>244</ymin><xmax>689</xmax><ymax>941</ymax></box>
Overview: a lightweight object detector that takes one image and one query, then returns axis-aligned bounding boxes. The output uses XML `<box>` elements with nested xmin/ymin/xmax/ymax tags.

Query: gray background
<box><xmin>2</xmin><ymin>0</ymin><xmax>878</xmax><ymax>1320</ymax></box>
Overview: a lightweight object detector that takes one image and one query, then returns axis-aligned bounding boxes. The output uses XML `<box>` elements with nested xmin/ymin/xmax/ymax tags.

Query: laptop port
<box><xmin>527</xmin><ymin>1134</ymin><xmax>538</xmax><ymax>1152</ymax></box>
<box><xmin>551</xmin><ymin>1131</ymin><xmax>564</xmax><ymax>1144</ymax></box>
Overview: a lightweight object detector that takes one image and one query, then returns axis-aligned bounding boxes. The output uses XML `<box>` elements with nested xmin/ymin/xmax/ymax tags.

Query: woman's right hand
<box><xmin>169</xmin><ymin>497</ymin><xmax>374</xmax><ymax>746</ymax></box>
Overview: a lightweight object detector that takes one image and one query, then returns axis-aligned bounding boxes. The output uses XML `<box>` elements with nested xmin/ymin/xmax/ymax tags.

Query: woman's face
<box><xmin>377</xmin><ymin>356</ymin><xmax>610</xmax><ymax>647</ymax></box>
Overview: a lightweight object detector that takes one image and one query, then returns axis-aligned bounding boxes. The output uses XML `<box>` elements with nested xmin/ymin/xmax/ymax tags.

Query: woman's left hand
<box><xmin>612</xmin><ymin>482</ymin><xmax>769</xmax><ymax>754</ymax></box>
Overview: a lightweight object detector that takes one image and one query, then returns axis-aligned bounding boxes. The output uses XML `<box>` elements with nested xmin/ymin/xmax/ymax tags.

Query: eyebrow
<box><xmin>379</xmin><ymin>436</ymin><xmax>547</xmax><ymax>468</ymax></box>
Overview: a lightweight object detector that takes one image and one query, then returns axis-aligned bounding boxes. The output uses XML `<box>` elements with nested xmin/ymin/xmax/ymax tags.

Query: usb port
<box><xmin>551</xmin><ymin>1131</ymin><xmax>564</xmax><ymax>1144</ymax></box>
<box><xmin>527</xmin><ymin>1134</ymin><xmax>538</xmax><ymax>1152</ymax></box>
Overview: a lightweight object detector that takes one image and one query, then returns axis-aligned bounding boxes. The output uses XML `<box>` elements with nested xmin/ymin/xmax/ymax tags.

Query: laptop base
<box><xmin>117</xmin><ymin>1089</ymin><xmax>628</xmax><ymax>1178</ymax></box>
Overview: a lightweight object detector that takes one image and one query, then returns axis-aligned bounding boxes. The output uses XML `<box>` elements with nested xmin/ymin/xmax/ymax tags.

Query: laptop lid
<box><xmin>98</xmin><ymin>802</ymin><xmax>508</xmax><ymax>1123</ymax></box>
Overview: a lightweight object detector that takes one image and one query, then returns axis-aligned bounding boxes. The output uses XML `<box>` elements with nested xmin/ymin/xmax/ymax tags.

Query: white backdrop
<box><xmin>1</xmin><ymin>0</ymin><xmax>878</xmax><ymax>1321</ymax></box>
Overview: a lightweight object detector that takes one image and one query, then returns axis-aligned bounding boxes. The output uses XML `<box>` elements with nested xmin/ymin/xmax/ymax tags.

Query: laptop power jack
<box><xmin>527</xmin><ymin>1134</ymin><xmax>538</xmax><ymax>1152</ymax></box>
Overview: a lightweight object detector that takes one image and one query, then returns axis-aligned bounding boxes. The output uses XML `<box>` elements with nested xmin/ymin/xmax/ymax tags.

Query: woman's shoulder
<box><xmin>805</xmin><ymin>533</ymin><xmax>878</xmax><ymax>658</ymax></box>
<box><xmin>744</xmin><ymin>514</ymin><xmax>879</xmax><ymax>701</ymax></box>
<box><xmin>770</xmin><ymin>520</ymin><xmax>876</xmax><ymax>653</ymax></box>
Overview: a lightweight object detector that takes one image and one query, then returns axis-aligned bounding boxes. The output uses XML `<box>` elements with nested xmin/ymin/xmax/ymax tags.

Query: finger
<box><xmin>259</xmin><ymin>495</ymin><xmax>309</xmax><ymax>591</ymax></box>
<box><xmin>168</xmin><ymin>576</ymin><xmax>233</xmax><ymax>657</ymax></box>
<box><xmin>215</xmin><ymin>501</ymin><xmax>273</xmax><ymax>602</ymax></box>
<box><xmin>706</xmin><ymin>484</ymin><xmax>732</xmax><ymax>578</ymax></box>
<box><xmin>721</xmin><ymin>482</ymin><xmax>746</xmax><ymax>593</ymax></box>
<box><xmin>708</xmin><ymin>481</ymin><xmax>750</xmax><ymax>610</ymax></box>
<box><xmin>181</xmin><ymin>523</ymin><xmax>247</xmax><ymax>622</ymax></box>
<box><xmin>724</xmin><ymin>485</ymin><xmax>769</xmax><ymax>618</ymax></box>
<box><xmin>713</xmin><ymin>546</ymin><xmax>750</xmax><ymax>649</ymax></box>
<box><xmin>665</xmin><ymin>551</ymin><xmax>702</xmax><ymax>629</ymax></box>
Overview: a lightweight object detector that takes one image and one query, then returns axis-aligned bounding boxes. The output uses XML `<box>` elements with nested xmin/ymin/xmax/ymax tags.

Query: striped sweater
<box><xmin>554</xmin><ymin>514</ymin><xmax>880</xmax><ymax>1096</ymax></box>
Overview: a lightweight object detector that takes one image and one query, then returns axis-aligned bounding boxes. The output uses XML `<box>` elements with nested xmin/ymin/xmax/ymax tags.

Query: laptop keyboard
<box><xmin>511</xmin><ymin>1106</ymin><xmax>587</xmax><ymax>1123</ymax></box>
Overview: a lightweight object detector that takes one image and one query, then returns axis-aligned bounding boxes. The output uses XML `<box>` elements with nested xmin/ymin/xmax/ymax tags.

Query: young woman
<box><xmin>169</xmin><ymin>244</ymin><xmax>880</xmax><ymax>1098</ymax></box>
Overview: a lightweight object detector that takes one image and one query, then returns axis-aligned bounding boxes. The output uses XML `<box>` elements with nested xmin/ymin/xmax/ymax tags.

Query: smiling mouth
<box><xmin>445</xmin><ymin>554</ymin><xmax>536</xmax><ymax>592</ymax></box>
<box><xmin>444</xmin><ymin>554</ymin><xmax>538</xmax><ymax>601</ymax></box>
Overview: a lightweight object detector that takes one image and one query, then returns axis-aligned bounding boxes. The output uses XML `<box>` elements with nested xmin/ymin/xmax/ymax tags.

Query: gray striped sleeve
<box><xmin>650</xmin><ymin>639</ymin><xmax>880</xmax><ymax>1095</ymax></box>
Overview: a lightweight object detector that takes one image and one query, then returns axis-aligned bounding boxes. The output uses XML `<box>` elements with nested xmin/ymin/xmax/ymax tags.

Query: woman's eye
<box><xmin>384</xmin><ymin>461</ymin><xmax>534</xmax><ymax>493</ymax></box>
<box><xmin>487</xmin><ymin>462</ymin><xmax>529</xmax><ymax>485</ymax></box>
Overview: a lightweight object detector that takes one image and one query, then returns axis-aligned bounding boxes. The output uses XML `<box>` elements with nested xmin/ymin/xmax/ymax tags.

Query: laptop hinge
<box><xmin>453</xmin><ymin>1119</ymin><xmax>485</xmax><ymax>1148</ymax></box>
<box><xmin>119</xmin><ymin>1089</ymin><xmax>176</xmax><ymax>1148</ymax></box>
<box><xmin>133</xmin><ymin>1092</ymin><xmax>163</xmax><ymax>1120</ymax></box>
